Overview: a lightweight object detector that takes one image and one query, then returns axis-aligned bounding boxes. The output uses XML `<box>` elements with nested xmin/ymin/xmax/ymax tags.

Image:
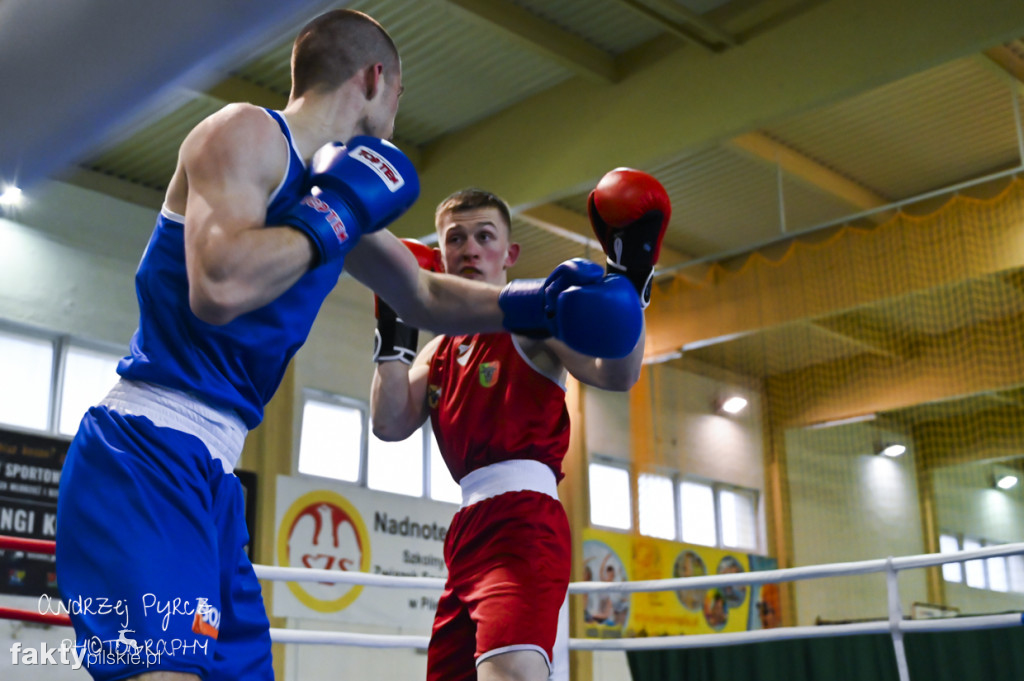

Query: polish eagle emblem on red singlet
<box><xmin>478</xmin><ymin>361</ymin><xmax>499</xmax><ymax>388</ymax></box>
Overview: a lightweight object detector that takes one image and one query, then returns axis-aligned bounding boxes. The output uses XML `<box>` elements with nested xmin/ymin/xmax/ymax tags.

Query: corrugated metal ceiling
<box><xmin>765</xmin><ymin>56</ymin><xmax>1023</xmax><ymax>200</ymax></box>
<box><xmin>32</xmin><ymin>1</ymin><xmax>1024</xmax><ymax>391</ymax></box>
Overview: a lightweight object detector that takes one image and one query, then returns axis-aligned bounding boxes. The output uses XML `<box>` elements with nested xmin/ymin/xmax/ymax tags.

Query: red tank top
<box><xmin>428</xmin><ymin>333</ymin><xmax>569</xmax><ymax>483</ymax></box>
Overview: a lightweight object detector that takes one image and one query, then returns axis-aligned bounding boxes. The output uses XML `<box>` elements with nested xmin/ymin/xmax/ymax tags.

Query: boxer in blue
<box><xmin>54</xmin><ymin>9</ymin><xmax>642</xmax><ymax>681</ymax></box>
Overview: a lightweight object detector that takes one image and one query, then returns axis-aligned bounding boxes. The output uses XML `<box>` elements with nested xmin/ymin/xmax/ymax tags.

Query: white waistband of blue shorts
<box><xmin>459</xmin><ymin>459</ymin><xmax>558</xmax><ymax>509</ymax></box>
<box><xmin>99</xmin><ymin>378</ymin><xmax>248</xmax><ymax>473</ymax></box>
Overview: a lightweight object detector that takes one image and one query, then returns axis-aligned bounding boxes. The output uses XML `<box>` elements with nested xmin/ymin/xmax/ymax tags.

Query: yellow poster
<box><xmin>581</xmin><ymin>529</ymin><xmax>779</xmax><ymax>638</ymax></box>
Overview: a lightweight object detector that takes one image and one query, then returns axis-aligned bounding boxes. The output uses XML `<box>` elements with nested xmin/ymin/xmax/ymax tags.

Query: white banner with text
<box><xmin>272</xmin><ymin>475</ymin><xmax>457</xmax><ymax>627</ymax></box>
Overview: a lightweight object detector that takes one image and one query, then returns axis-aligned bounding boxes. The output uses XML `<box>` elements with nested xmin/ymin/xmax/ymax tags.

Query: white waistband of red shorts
<box><xmin>459</xmin><ymin>459</ymin><xmax>558</xmax><ymax>509</ymax></box>
<box><xmin>99</xmin><ymin>378</ymin><xmax>248</xmax><ymax>473</ymax></box>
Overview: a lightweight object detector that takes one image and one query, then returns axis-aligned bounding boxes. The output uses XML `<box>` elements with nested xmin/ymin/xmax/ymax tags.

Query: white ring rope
<box><xmin>566</xmin><ymin>613</ymin><xmax>1024</xmax><ymax>652</ymax></box>
<box><xmin>259</xmin><ymin>543</ymin><xmax>1024</xmax><ymax>659</ymax></box>
<box><xmin>270</xmin><ymin>628</ymin><xmax>430</xmax><ymax>649</ymax></box>
<box><xmin>254</xmin><ymin>542</ymin><xmax>1024</xmax><ymax>592</ymax></box>
<box><xmin>254</xmin><ymin>565</ymin><xmax>445</xmax><ymax>589</ymax></box>
<box><xmin>265</xmin><ymin>613</ymin><xmax>1024</xmax><ymax>651</ymax></box>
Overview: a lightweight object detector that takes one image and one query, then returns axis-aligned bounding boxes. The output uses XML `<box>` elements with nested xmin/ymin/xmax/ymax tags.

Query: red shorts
<box><xmin>427</xmin><ymin>489</ymin><xmax>570</xmax><ymax>681</ymax></box>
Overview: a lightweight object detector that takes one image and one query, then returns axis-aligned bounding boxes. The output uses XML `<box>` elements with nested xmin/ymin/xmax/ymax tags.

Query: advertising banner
<box><xmin>581</xmin><ymin>528</ymin><xmax>780</xmax><ymax>638</ymax></box>
<box><xmin>0</xmin><ymin>428</ymin><xmax>67</xmax><ymax>597</ymax></box>
<box><xmin>273</xmin><ymin>475</ymin><xmax>457</xmax><ymax>628</ymax></box>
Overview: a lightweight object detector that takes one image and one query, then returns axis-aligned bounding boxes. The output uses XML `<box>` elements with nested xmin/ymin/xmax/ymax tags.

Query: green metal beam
<box><xmin>442</xmin><ymin>0</ymin><xmax>617</xmax><ymax>83</ymax></box>
<box><xmin>390</xmin><ymin>0</ymin><xmax>1024</xmax><ymax>239</ymax></box>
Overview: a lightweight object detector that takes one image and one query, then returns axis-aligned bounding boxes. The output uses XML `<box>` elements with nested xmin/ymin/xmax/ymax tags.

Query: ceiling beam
<box><xmin>392</xmin><ymin>0</ymin><xmax>1024</xmax><ymax>242</ymax></box>
<box><xmin>206</xmin><ymin>75</ymin><xmax>288</xmax><ymax>109</ymax></box>
<box><xmin>608</xmin><ymin>0</ymin><xmax>736</xmax><ymax>51</ymax></box>
<box><xmin>518</xmin><ymin>202</ymin><xmax>704</xmax><ymax>283</ymax></box>
<box><xmin>518</xmin><ymin>204</ymin><xmax>603</xmax><ymax>251</ymax></box>
<box><xmin>983</xmin><ymin>44</ymin><xmax>1024</xmax><ymax>85</ymax></box>
<box><xmin>442</xmin><ymin>0</ymin><xmax>617</xmax><ymax>84</ymax></box>
<box><xmin>59</xmin><ymin>168</ymin><xmax>166</xmax><ymax>211</ymax></box>
<box><xmin>727</xmin><ymin>132</ymin><xmax>891</xmax><ymax>220</ymax></box>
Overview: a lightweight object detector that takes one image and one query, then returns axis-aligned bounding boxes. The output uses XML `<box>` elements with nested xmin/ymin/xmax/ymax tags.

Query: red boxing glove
<box><xmin>587</xmin><ymin>168</ymin><xmax>671</xmax><ymax>308</ymax></box>
<box><xmin>403</xmin><ymin>237</ymin><xmax>444</xmax><ymax>274</ymax></box>
<box><xmin>373</xmin><ymin>238</ymin><xmax>442</xmax><ymax>363</ymax></box>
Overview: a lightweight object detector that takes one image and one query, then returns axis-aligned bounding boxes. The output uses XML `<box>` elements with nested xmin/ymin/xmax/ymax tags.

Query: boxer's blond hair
<box><xmin>435</xmin><ymin>188</ymin><xmax>513</xmax><ymax>236</ymax></box>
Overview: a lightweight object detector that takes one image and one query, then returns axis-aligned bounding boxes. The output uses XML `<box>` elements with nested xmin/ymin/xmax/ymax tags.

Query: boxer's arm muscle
<box><xmin>347</xmin><ymin>231</ymin><xmax>505</xmax><ymax>334</ymax></box>
<box><xmin>544</xmin><ymin>322</ymin><xmax>645</xmax><ymax>391</ymax></box>
<box><xmin>182</xmin><ymin>105</ymin><xmax>316</xmax><ymax>325</ymax></box>
<box><xmin>371</xmin><ymin>335</ymin><xmax>442</xmax><ymax>441</ymax></box>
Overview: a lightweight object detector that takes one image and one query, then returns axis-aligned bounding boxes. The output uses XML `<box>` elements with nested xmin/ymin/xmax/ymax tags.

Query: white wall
<box><xmin>585</xmin><ymin>361</ymin><xmax>767</xmax><ymax>554</ymax></box>
<box><xmin>786</xmin><ymin>422</ymin><xmax>929</xmax><ymax>625</ymax></box>
<box><xmin>0</xmin><ymin>220</ymin><xmax>138</xmax><ymax>346</ymax></box>
<box><xmin>585</xmin><ymin>361</ymin><xmax>764</xmax><ymax>491</ymax></box>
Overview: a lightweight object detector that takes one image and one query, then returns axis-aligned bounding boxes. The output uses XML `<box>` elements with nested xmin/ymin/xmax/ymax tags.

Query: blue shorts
<box><xmin>56</xmin><ymin>406</ymin><xmax>272</xmax><ymax>680</ymax></box>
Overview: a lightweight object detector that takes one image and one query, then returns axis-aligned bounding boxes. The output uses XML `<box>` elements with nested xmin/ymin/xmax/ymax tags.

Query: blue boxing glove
<box><xmin>283</xmin><ymin>136</ymin><xmax>420</xmax><ymax>266</ymax></box>
<box><xmin>499</xmin><ymin>259</ymin><xmax>643</xmax><ymax>358</ymax></box>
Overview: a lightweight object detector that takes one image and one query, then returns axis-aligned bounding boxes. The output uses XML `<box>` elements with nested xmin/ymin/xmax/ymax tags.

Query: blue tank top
<box><xmin>118</xmin><ymin>109</ymin><xmax>346</xmax><ymax>429</ymax></box>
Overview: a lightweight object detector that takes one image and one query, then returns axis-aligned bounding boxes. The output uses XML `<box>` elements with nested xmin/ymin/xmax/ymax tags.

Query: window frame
<box><xmin>298</xmin><ymin>389</ymin><xmax>459</xmax><ymax>504</ymax></box>
<box><xmin>298</xmin><ymin>389</ymin><xmax>370</xmax><ymax>486</ymax></box>
<box><xmin>366</xmin><ymin>420</ymin><xmax>432</xmax><ymax>497</ymax></box>
<box><xmin>939</xmin><ymin>531</ymin><xmax>1024</xmax><ymax>594</ymax></box>
<box><xmin>55</xmin><ymin>337</ymin><xmax>125</xmax><ymax>436</ymax></box>
<box><xmin>588</xmin><ymin>455</ymin><xmax>634</xmax><ymax>532</ymax></box>
<box><xmin>0</xmin><ymin>320</ymin><xmax>125</xmax><ymax>440</ymax></box>
<box><xmin>637</xmin><ymin>468</ymin><xmax>678</xmax><ymax>540</ymax></box>
<box><xmin>626</xmin><ymin>466</ymin><xmax>763</xmax><ymax>552</ymax></box>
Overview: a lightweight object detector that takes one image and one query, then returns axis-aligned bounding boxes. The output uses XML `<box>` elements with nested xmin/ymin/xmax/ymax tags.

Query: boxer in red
<box><xmin>371</xmin><ymin>170</ymin><xmax>670</xmax><ymax>681</ymax></box>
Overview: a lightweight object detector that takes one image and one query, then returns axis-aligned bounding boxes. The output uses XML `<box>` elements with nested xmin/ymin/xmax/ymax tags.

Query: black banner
<box><xmin>0</xmin><ymin>428</ymin><xmax>68</xmax><ymax>597</ymax></box>
<box><xmin>236</xmin><ymin>468</ymin><xmax>257</xmax><ymax>561</ymax></box>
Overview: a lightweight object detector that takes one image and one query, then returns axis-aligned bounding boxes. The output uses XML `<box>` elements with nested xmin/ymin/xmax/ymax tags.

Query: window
<box><xmin>940</xmin><ymin>533</ymin><xmax>1024</xmax><ymax>594</ymax></box>
<box><xmin>58</xmin><ymin>345</ymin><xmax>122</xmax><ymax>435</ymax></box>
<box><xmin>680</xmin><ymin>480</ymin><xmax>717</xmax><ymax>546</ymax></box>
<box><xmin>638</xmin><ymin>473</ymin><xmax>675</xmax><ymax>539</ymax></box>
<box><xmin>939</xmin><ymin>533</ymin><xmax>962</xmax><ymax>583</ymax></box>
<box><xmin>611</xmin><ymin>467</ymin><xmax>763</xmax><ymax>550</ymax></box>
<box><xmin>962</xmin><ymin>537</ymin><xmax>986</xmax><ymax>589</ymax></box>
<box><xmin>987</xmin><ymin>552</ymin><xmax>1009</xmax><ymax>593</ymax></box>
<box><xmin>368</xmin><ymin>429</ymin><xmax>424</xmax><ymax>497</ymax></box>
<box><xmin>720</xmin><ymin>486</ymin><xmax>758</xmax><ymax>551</ymax></box>
<box><xmin>298</xmin><ymin>390</ymin><xmax>461</xmax><ymax>503</ymax></box>
<box><xmin>1009</xmin><ymin>554</ymin><xmax>1024</xmax><ymax>592</ymax></box>
<box><xmin>428</xmin><ymin>431</ymin><xmax>461</xmax><ymax>504</ymax></box>
<box><xmin>0</xmin><ymin>324</ymin><xmax>125</xmax><ymax>436</ymax></box>
<box><xmin>589</xmin><ymin>461</ymin><xmax>632</xmax><ymax>530</ymax></box>
<box><xmin>298</xmin><ymin>394</ymin><xmax>364</xmax><ymax>483</ymax></box>
<box><xmin>0</xmin><ymin>330</ymin><xmax>54</xmax><ymax>431</ymax></box>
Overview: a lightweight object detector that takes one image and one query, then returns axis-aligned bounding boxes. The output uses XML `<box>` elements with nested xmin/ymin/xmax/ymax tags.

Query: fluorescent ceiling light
<box><xmin>996</xmin><ymin>474</ymin><xmax>1018</xmax><ymax>490</ymax></box>
<box><xmin>719</xmin><ymin>396</ymin><xmax>748</xmax><ymax>415</ymax></box>
<box><xmin>0</xmin><ymin>186</ymin><xmax>22</xmax><ymax>206</ymax></box>
<box><xmin>879</xmin><ymin>444</ymin><xmax>906</xmax><ymax>458</ymax></box>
